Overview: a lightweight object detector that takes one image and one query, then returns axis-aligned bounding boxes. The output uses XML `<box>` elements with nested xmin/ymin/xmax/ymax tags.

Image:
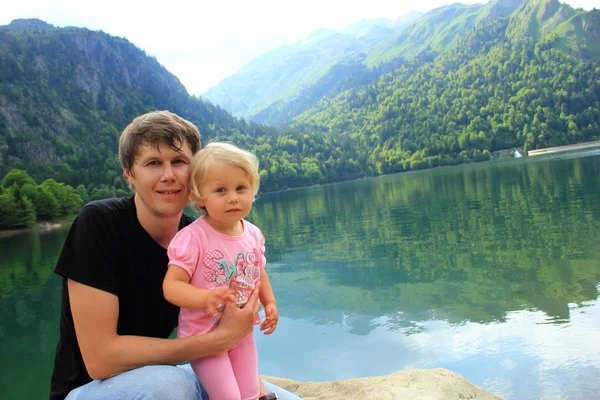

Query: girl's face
<box><xmin>197</xmin><ymin>163</ymin><xmax>254</xmax><ymax>234</ymax></box>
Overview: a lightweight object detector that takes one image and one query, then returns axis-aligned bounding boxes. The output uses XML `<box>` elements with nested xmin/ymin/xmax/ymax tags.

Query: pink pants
<box><xmin>191</xmin><ymin>333</ymin><xmax>259</xmax><ymax>400</ymax></box>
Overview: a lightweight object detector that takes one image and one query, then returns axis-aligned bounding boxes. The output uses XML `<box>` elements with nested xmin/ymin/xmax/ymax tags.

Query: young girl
<box><xmin>163</xmin><ymin>142</ymin><xmax>278</xmax><ymax>400</ymax></box>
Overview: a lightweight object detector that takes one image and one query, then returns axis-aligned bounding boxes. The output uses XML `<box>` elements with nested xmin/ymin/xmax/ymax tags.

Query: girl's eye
<box><xmin>236</xmin><ymin>186</ymin><xmax>247</xmax><ymax>191</ymax></box>
<box><xmin>216</xmin><ymin>188</ymin><xmax>226</xmax><ymax>193</ymax></box>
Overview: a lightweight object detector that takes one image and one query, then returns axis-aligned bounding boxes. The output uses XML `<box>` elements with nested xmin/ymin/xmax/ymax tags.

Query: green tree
<box><xmin>33</xmin><ymin>185</ymin><xmax>61</xmax><ymax>220</ymax></box>
<box><xmin>1</xmin><ymin>169</ymin><xmax>36</xmax><ymax>189</ymax></box>
<box><xmin>0</xmin><ymin>186</ymin><xmax>36</xmax><ymax>228</ymax></box>
<box><xmin>40</xmin><ymin>179</ymin><xmax>83</xmax><ymax>216</ymax></box>
<box><xmin>76</xmin><ymin>184</ymin><xmax>90</xmax><ymax>204</ymax></box>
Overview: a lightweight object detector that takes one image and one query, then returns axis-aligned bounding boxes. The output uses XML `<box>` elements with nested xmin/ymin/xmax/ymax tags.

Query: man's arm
<box><xmin>69</xmin><ymin>279</ymin><xmax>260</xmax><ymax>380</ymax></box>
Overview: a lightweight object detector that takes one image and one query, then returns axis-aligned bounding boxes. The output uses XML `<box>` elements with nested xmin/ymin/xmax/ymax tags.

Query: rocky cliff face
<box><xmin>0</xmin><ymin>19</ymin><xmax>225</xmax><ymax>184</ymax></box>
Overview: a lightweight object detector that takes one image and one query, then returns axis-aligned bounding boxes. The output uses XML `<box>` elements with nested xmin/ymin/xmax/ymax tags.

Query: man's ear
<box><xmin>123</xmin><ymin>168</ymin><xmax>135</xmax><ymax>187</ymax></box>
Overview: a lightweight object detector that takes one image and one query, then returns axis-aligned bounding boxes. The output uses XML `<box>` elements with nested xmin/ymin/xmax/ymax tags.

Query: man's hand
<box><xmin>217</xmin><ymin>281</ymin><xmax>261</xmax><ymax>345</ymax></box>
<box><xmin>206</xmin><ymin>287</ymin><xmax>236</xmax><ymax>315</ymax></box>
<box><xmin>260</xmin><ymin>303</ymin><xmax>278</xmax><ymax>335</ymax></box>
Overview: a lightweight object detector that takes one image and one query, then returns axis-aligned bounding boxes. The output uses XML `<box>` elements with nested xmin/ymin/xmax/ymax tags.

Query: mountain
<box><xmin>2</xmin><ymin>0</ymin><xmax>600</xmax><ymax>197</ymax></box>
<box><xmin>203</xmin><ymin>0</ymin><xmax>600</xmax><ymax>128</ymax></box>
<box><xmin>287</xmin><ymin>0</ymin><xmax>600</xmax><ymax>173</ymax></box>
<box><xmin>200</xmin><ymin>13</ymin><xmax>422</xmax><ymax>119</ymax></box>
<box><xmin>0</xmin><ymin>19</ymin><xmax>275</xmax><ymax>190</ymax></box>
<box><xmin>0</xmin><ymin>19</ymin><xmax>386</xmax><ymax>194</ymax></box>
<box><xmin>248</xmin><ymin>4</ymin><xmax>496</xmax><ymax>126</ymax></box>
<box><xmin>504</xmin><ymin>0</ymin><xmax>600</xmax><ymax>58</ymax></box>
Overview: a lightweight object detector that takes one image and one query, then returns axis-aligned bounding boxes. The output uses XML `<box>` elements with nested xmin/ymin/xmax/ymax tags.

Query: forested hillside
<box><xmin>256</xmin><ymin>0</ymin><xmax>600</xmax><ymax>175</ymax></box>
<box><xmin>0</xmin><ymin>18</ymin><xmax>403</xmax><ymax>197</ymax></box>
<box><xmin>290</xmin><ymin>15</ymin><xmax>600</xmax><ymax>173</ymax></box>
<box><xmin>1</xmin><ymin>0</ymin><xmax>600</xmax><ymax>206</ymax></box>
<box><xmin>0</xmin><ymin>18</ymin><xmax>278</xmax><ymax>193</ymax></box>
<box><xmin>237</xmin><ymin>0</ymin><xmax>600</xmax><ymax>128</ymax></box>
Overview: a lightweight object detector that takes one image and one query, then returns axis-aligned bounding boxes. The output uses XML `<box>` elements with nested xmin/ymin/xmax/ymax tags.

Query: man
<box><xmin>50</xmin><ymin>110</ymin><xmax>299</xmax><ymax>400</ymax></box>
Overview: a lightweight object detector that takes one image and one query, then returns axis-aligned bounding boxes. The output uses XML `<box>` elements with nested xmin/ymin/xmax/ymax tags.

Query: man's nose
<box><xmin>161</xmin><ymin>163</ymin><xmax>176</xmax><ymax>181</ymax></box>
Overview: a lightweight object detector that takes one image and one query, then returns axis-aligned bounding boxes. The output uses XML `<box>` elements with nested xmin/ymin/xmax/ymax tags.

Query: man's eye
<box><xmin>147</xmin><ymin>161</ymin><xmax>160</xmax><ymax>166</ymax></box>
<box><xmin>173</xmin><ymin>159</ymin><xmax>186</xmax><ymax>164</ymax></box>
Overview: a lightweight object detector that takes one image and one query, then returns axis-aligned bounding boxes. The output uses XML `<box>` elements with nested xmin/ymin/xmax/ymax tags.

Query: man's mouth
<box><xmin>157</xmin><ymin>189</ymin><xmax>181</xmax><ymax>195</ymax></box>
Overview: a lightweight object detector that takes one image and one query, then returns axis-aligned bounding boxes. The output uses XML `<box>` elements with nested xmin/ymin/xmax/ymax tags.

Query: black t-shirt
<box><xmin>49</xmin><ymin>196</ymin><xmax>194</xmax><ymax>400</ymax></box>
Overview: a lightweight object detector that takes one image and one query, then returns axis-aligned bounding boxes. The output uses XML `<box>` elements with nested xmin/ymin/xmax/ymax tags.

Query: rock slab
<box><xmin>263</xmin><ymin>368</ymin><xmax>504</xmax><ymax>400</ymax></box>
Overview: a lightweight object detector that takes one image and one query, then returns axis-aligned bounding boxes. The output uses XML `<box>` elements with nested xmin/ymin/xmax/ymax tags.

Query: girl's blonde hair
<box><xmin>189</xmin><ymin>142</ymin><xmax>260</xmax><ymax>210</ymax></box>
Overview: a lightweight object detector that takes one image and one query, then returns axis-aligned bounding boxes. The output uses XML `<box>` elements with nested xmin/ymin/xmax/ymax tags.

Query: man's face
<box><xmin>124</xmin><ymin>141</ymin><xmax>193</xmax><ymax>221</ymax></box>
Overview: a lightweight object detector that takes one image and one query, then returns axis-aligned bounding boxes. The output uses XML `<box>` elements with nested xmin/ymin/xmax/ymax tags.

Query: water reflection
<box><xmin>2</xmin><ymin>151</ymin><xmax>600</xmax><ymax>400</ymax></box>
<box><xmin>250</xmin><ymin>151</ymin><xmax>600</xmax><ymax>332</ymax></box>
<box><xmin>257</xmin><ymin>295</ymin><xmax>600</xmax><ymax>400</ymax></box>
<box><xmin>0</xmin><ymin>228</ymin><xmax>68</xmax><ymax>298</ymax></box>
<box><xmin>0</xmin><ymin>228</ymin><xmax>68</xmax><ymax>400</ymax></box>
<box><xmin>250</xmin><ymin>151</ymin><xmax>600</xmax><ymax>400</ymax></box>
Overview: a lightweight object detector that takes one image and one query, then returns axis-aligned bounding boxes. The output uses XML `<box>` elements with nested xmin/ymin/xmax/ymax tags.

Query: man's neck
<box><xmin>134</xmin><ymin>196</ymin><xmax>182</xmax><ymax>248</ymax></box>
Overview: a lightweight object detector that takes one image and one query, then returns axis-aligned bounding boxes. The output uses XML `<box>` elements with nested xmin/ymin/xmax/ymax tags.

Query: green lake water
<box><xmin>1</xmin><ymin>149</ymin><xmax>599</xmax><ymax>399</ymax></box>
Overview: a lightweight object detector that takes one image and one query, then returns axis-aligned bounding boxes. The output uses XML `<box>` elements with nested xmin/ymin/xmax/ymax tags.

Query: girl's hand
<box><xmin>260</xmin><ymin>303</ymin><xmax>279</xmax><ymax>335</ymax></box>
<box><xmin>206</xmin><ymin>287</ymin><xmax>236</xmax><ymax>315</ymax></box>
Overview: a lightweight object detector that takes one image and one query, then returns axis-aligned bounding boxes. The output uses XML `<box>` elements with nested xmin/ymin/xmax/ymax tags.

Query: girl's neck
<box><xmin>203</xmin><ymin>215</ymin><xmax>243</xmax><ymax>236</ymax></box>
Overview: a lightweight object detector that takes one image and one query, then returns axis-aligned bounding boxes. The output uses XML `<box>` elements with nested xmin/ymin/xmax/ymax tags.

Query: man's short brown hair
<box><xmin>118</xmin><ymin>110</ymin><xmax>201</xmax><ymax>173</ymax></box>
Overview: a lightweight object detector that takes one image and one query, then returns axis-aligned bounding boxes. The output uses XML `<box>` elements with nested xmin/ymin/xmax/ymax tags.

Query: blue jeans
<box><xmin>65</xmin><ymin>364</ymin><xmax>302</xmax><ymax>400</ymax></box>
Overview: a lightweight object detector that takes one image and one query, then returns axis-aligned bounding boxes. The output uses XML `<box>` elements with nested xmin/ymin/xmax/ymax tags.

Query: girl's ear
<box><xmin>190</xmin><ymin>193</ymin><xmax>204</xmax><ymax>209</ymax></box>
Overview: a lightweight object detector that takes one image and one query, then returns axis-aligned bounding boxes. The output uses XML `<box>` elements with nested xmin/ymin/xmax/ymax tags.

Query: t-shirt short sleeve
<box><xmin>167</xmin><ymin>227</ymin><xmax>201</xmax><ymax>278</ymax></box>
<box><xmin>54</xmin><ymin>202</ymin><xmax>119</xmax><ymax>295</ymax></box>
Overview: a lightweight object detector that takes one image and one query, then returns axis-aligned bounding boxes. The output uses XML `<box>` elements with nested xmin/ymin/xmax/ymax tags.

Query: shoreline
<box><xmin>528</xmin><ymin>140</ymin><xmax>600</xmax><ymax>156</ymax></box>
<box><xmin>0</xmin><ymin>220</ymin><xmax>72</xmax><ymax>239</ymax></box>
<box><xmin>1</xmin><ymin>141</ymin><xmax>597</xmax><ymax>239</ymax></box>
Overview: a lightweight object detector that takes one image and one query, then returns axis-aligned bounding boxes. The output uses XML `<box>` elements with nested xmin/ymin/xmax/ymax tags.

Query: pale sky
<box><xmin>1</xmin><ymin>0</ymin><xmax>596</xmax><ymax>96</ymax></box>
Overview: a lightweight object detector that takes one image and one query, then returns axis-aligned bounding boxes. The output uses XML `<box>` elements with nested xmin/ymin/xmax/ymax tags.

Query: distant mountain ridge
<box><xmin>202</xmin><ymin>0</ymin><xmax>600</xmax><ymax>125</ymax></box>
<box><xmin>200</xmin><ymin>13</ymin><xmax>423</xmax><ymax>119</ymax></box>
<box><xmin>3</xmin><ymin>18</ymin><xmax>54</xmax><ymax>31</ymax></box>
